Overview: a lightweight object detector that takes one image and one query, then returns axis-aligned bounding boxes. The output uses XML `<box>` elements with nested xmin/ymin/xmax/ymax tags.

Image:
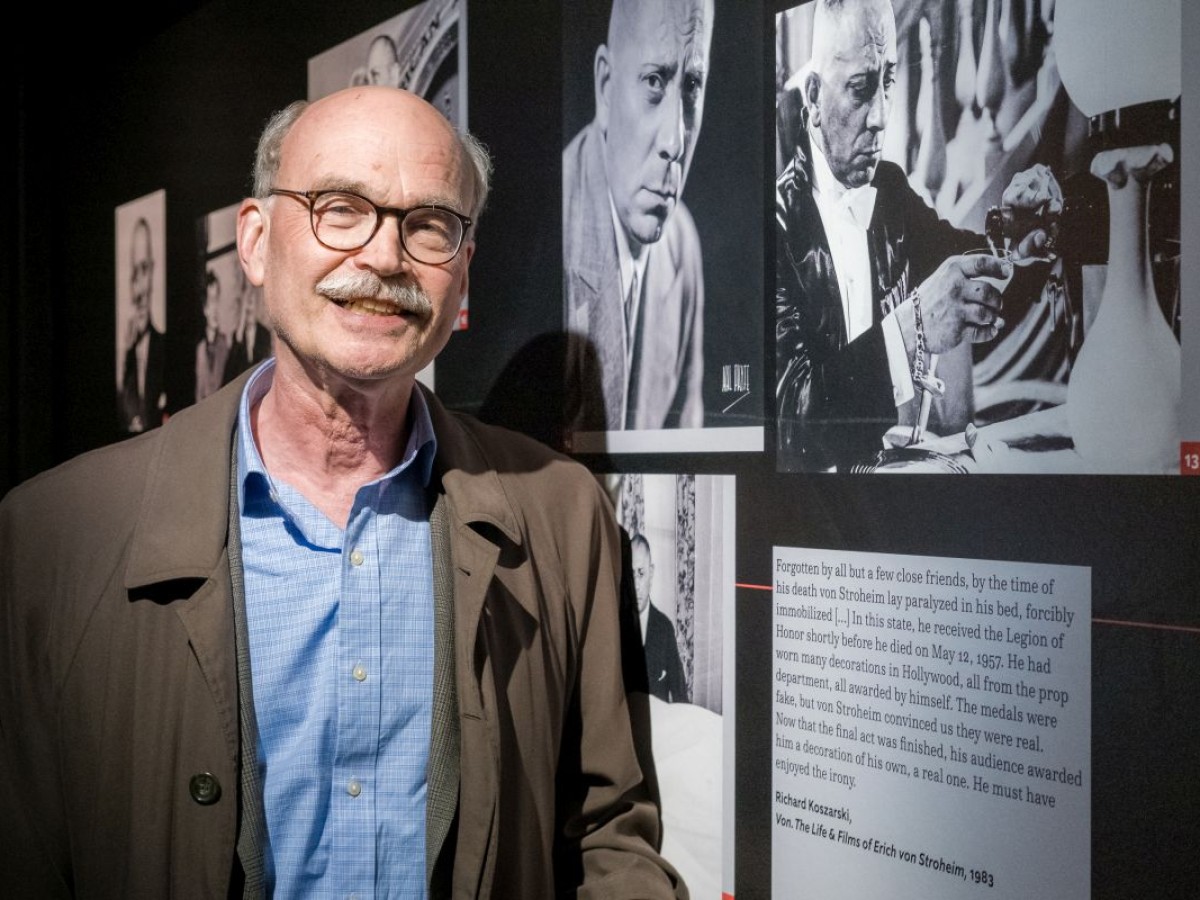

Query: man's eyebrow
<box><xmin>303</xmin><ymin>179</ymin><xmax>464</xmax><ymax>211</ymax></box>
<box><xmin>641</xmin><ymin>59</ymin><xmax>680</xmax><ymax>77</ymax></box>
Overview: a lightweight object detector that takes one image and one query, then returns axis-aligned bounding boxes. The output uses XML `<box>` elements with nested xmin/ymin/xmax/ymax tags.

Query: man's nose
<box><xmin>355</xmin><ymin>212</ymin><xmax>411</xmax><ymax>275</ymax></box>
<box><xmin>655</xmin><ymin>89</ymin><xmax>686</xmax><ymax>163</ymax></box>
<box><xmin>866</xmin><ymin>86</ymin><xmax>889</xmax><ymax>132</ymax></box>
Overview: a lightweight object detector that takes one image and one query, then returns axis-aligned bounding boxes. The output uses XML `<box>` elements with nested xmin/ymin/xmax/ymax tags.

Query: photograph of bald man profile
<box><xmin>563</xmin><ymin>0</ymin><xmax>713</xmax><ymax>439</ymax></box>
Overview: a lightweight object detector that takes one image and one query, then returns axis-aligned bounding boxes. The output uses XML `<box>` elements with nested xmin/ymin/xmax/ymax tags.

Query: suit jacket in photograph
<box><xmin>563</xmin><ymin>120</ymin><xmax>704</xmax><ymax>433</ymax></box>
<box><xmin>0</xmin><ymin>370</ymin><xmax>686</xmax><ymax>900</ymax></box>
<box><xmin>119</xmin><ymin>324</ymin><xmax>167</xmax><ymax>433</ymax></box>
<box><xmin>644</xmin><ymin>603</ymin><xmax>687</xmax><ymax>704</ymax></box>
<box><xmin>775</xmin><ymin>120</ymin><xmax>977</xmax><ymax>472</ymax></box>
<box><xmin>223</xmin><ymin>322</ymin><xmax>273</xmax><ymax>386</ymax></box>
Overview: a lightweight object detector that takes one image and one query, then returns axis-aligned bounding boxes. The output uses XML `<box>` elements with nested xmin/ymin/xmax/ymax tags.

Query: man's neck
<box><xmin>250</xmin><ymin>353</ymin><xmax>415</xmax><ymax>528</ymax></box>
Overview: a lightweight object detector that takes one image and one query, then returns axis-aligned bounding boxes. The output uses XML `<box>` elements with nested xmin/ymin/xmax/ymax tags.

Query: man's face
<box><xmin>632</xmin><ymin>540</ymin><xmax>654</xmax><ymax>615</ymax></box>
<box><xmin>598</xmin><ymin>0</ymin><xmax>713</xmax><ymax>247</ymax></box>
<box><xmin>808</xmin><ymin>0</ymin><xmax>897</xmax><ymax>188</ymax></box>
<box><xmin>130</xmin><ymin>222</ymin><xmax>154</xmax><ymax>336</ymax></box>
<box><xmin>367</xmin><ymin>39</ymin><xmax>400</xmax><ymax>88</ymax></box>
<box><xmin>239</xmin><ymin>87</ymin><xmax>473</xmax><ymax>390</ymax></box>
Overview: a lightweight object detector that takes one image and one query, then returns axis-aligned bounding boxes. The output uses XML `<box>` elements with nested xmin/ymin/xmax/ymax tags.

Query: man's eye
<box><xmin>644</xmin><ymin>73</ymin><xmax>666</xmax><ymax>98</ymax></box>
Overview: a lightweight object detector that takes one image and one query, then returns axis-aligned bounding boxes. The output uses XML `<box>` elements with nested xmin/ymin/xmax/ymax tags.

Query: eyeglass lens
<box><xmin>311</xmin><ymin>192</ymin><xmax>463</xmax><ymax>262</ymax></box>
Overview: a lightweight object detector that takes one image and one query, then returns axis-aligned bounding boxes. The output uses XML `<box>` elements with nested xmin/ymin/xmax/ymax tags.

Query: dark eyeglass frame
<box><xmin>268</xmin><ymin>187</ymin><xmax>473</xmax><ymax>263</ymax></box>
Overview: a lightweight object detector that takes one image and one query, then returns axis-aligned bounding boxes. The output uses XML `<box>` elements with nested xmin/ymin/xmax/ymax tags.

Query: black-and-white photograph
<box><xmin>194</xmin><ymin>202</ymin><xmax>272</xmax><ymax>406</ymax></box>
<box><xmin>114</xmin><ymin>190</ymin><xmax>168</xmax><ymax>435</ymax></box>
<box><xmin>608</xmin><ymin>472</ymin><xmax>734</xmax><ymax>899</ymax></box>
<box><xmin>775</xmin><ymin>0</ymin><xmax>1182</xmax><ymax>474</ymax></box>
<box><xmin>563</xmin><ymin>0</ymin><xmax>764</xmax><ymax>454</ymax></box>
<box><xmin>307</xmin><ymin>0</ymin><xmax>468</xmax><ymax>372</ymax></box>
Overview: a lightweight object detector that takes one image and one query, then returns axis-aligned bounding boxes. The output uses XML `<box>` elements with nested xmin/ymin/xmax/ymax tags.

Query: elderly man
<box><xmin>563</xmin><ymin>0</ymin><xmax>713</xmax><ymax>433</ymax></box>
<box><xmin>1</xmin><ymin>87</ymin><xmax>685</xmax><ymax>899</ymax></box>
<box><xmin>775</xmin><ymin>0</ymin><xmax>1060</xmax><ymax>471</ymax></box>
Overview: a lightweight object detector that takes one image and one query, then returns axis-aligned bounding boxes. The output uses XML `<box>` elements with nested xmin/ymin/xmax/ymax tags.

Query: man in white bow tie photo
<box><xmin>775</xmin><ymin>0</ymin><xmax>1061</xmax><ymax>472</ymax></box>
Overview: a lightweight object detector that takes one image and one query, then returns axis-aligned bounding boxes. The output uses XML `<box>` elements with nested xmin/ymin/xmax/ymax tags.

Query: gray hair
<box><xmin>250</xmin><ymin>98</ymin><xmax>493</xmax><ymax>223</ymax></box>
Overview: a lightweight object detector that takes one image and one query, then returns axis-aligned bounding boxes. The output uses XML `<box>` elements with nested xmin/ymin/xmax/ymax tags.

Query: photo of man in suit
<box><xmin>563</xmin><ymin>0</ymin><xmax>713</xmax><ymax>433</ymax></box>
<box><xmin>195</xmin><ymin>268</ymin><xmax>230</xmax><ymax>403</ymax></box>
<box><xmin>223</xmin><ymin>265</ymin><xmax>273</xmax><ymax>384</ymax></box>
<box><xmin>118</xmin><ymin>213</ymin><xmax>167</xmax><ymax>433</ymax></box>
<box><xmin>774</xmin><ymin>0</ymin><xmax>1062</xmax><ymax>471</ymax></box>
<box><xmin>631</xmin><ymin>532</ymin><xmax>688</xmax><ymax>703</ymax></box>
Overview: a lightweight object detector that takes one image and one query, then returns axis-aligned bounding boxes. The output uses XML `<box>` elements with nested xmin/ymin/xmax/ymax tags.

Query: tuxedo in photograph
<box><xmin>119</xmin><ymin>324</ymin><xmax>166</xmax><ymax>433</ymax></box>
<box><xmin>775</xmin><ymin>117</ymin><xmax>976</xmax><ymax>472</ymax></box>
<box><xmin>563</xmin><ymin>121</ymin><xmax>704</xmax><ymax>432</ymax></box>
<box><xmin>644</xmin><ymin>603</ymin><xmax>687</xmax><ymax>704</ymax></box>
<box><xmin>222</xmin><ymin>321</ymin><xmax>272</xmax><ymax>385</ymax></box>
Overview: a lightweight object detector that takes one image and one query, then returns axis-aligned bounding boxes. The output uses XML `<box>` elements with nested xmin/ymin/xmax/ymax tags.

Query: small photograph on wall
<box><xmin>194</xmin><ymin>202</ymin><xmax>273</xmax><ymax>406</ymax></box>
<box><xmin>563</xmin><ymin>0</ymin><xmax>765</xmax><ymax>454</ymax></box>
<box><xmin>115</xmin><ymin>189</ymin><xmax>168</xmax><ymax>435</ymax></box>
<box><xmin>607</xmin><ymin>472</ymin><xmax>736</xmax><ymax>900</ymax></box>
<box><xmin>307</xmin><ymin>0</ymin><xmax>470</xmax><ymax>367</ymax></box>
<box><xmin>774</xmin><ymin>0</ymin><xmax>1182</xmax><ymax>475</ymax></box>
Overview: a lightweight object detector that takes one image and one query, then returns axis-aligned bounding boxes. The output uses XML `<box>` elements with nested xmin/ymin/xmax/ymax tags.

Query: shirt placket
<box><xmin>335</xmin><ymin>492</ymin><xmax>382</xmax><ymax>898</ymax></box>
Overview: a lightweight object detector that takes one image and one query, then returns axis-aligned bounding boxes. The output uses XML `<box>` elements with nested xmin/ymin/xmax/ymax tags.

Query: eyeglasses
<box><xmin>268</xmin><ymin>188</ymin><xmax>473</xmax><ymax>265</ymax></box>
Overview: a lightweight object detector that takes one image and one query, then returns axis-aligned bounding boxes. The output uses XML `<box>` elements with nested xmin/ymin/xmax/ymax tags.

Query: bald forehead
<box><xmin>811</xmin><ymin>0</ymin><xmax>896</xmax><ymax>73</ymax></box>
<box><xmin>608</xmin><ymin>0</ymin><xmax>713</xmax><ymax>55</ymax></box>
<box><xmin>280</xmin><ymin>88</ymin><xmax>466</xmax><ymax>201</ymax></box>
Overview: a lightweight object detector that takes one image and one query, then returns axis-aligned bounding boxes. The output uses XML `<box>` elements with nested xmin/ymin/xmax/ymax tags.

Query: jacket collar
<box><xmin>123</xmin><ymin>371</ymin><xmax>524</xmax><ymax>590</ymax></box>
<box><xmin>571</xmin><ymin>121</ymin><xmax>623</xmax><ymax>301</ymax></box>
<box><xmin>124</xmin><ymin>369</ymin><xmax>252</xmax><ymax>589</ymax></box>
<box><xmin>420</xmin><ymin>383</ymin><xmax>522</xmax><ymax>548</ymax></box>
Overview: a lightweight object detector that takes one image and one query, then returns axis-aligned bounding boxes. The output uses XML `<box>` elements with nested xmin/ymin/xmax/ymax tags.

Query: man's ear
<box><xmin>237</xmin><ymin>198</ymin><xmax>268</xmax><ymax>288</ymax></box>
<box><xmin>804</xmin><ymin>70</ymin><xmax>822</xmax><ymax>128</ymax></box>
<box><xmin>594</xmin><ymin>44</ymin><xmax>611</xmax><ymax>136</ymax></box>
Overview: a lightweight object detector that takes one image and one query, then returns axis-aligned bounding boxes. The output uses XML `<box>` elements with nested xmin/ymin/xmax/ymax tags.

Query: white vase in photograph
<box><xmin>1065</xmin><ymin>144</ymin><xmax>1179</xmax><ymax>472</ymax></box>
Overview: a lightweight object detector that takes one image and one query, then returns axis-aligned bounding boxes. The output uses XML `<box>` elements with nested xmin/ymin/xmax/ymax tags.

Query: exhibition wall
<box><xmin>6</xmin><ymin>1</ymin><xmax>1198</xmax><ymax>897</ymax></box>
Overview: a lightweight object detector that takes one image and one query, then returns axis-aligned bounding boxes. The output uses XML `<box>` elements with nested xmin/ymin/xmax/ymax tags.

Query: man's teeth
<box><xmin>339</xmin><ymin>297</ymin><xmax>403</xmax><ymax>315</ymax></box>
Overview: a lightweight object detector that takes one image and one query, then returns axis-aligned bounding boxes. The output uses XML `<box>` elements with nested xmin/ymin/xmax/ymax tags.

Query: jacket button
<box><xmin>189</xmin><ymin>772</ymin><xmax>222</xmax><ymax>805</ymax></box>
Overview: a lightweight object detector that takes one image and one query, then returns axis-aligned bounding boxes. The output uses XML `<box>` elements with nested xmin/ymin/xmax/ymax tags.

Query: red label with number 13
<box><xmin>1181</xmin><ymin>443</ymin><xmax>1200</xmax><ymax>475</ymax></box>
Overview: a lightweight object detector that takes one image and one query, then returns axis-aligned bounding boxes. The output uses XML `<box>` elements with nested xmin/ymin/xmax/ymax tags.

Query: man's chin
<box><xmin>624</xmin><ymin>211</ymin><xmax>670</xmax><ymax>247</ymax></box>
<box><xmin>838</xmin><ymin>165</ymin><xmax>877</xmax><ymax>190</ymax></box>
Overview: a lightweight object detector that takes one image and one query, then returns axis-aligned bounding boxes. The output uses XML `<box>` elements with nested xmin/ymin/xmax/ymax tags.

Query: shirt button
<box><xmin>352</xmin><ymin>664</ymin><xmax>367</xmax><ymax>682</ymax></box>
<box><xmin>349</xmin><ymin>549</ymin><xmax>364</xmax><ymax>567</ymax></box>
<box><xmin>347</xmin><ymin>779</ymin><xmax>362</xmax><ymax>797</ymax></box>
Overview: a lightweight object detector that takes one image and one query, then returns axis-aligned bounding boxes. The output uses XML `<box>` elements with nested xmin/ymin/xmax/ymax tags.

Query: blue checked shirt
<box><xmin>236</xmin><ymin>360</ymin><xmax>437</xmax><ymax>899</ymax></box>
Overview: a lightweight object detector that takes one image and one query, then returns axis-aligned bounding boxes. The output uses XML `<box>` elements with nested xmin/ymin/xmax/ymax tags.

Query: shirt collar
<box><xmin>807</xmin><ymin>127</ymin><xmax>878</xmax><ymax>230</ymax></box>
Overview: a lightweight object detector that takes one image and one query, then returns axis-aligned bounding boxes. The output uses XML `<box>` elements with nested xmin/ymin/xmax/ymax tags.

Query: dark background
<box><xmin>6</xmin><ymin>2</ymin><xmax>1199</xmax><ymax>898</ymax></box>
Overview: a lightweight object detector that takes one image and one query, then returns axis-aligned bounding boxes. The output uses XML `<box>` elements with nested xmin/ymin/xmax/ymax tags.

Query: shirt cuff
<box><xmin>882</xmin><ymin>310</ymin><xmax>915</xmax><ymax>407</ymax></box>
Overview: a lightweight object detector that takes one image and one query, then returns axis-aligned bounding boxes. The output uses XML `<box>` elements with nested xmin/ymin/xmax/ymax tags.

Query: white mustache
<box><xmin>316</xmin><ymin>271</ymin><xmax>432</xmax><ymax>316</ymax></box>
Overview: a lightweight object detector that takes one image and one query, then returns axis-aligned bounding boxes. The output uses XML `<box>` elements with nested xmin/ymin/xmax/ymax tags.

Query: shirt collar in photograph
<box><xmin>807</xmin><ymin>127</ymin><xmax>878</xmax><ymax>230</ymax></box>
